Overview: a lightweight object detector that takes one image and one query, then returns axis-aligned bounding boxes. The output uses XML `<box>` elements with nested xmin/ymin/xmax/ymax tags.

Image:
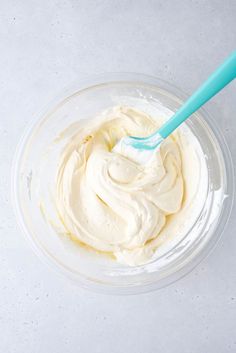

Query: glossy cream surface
<box><xmin>55</xmin><ymin>106</ymin><xmax>205</xmax><ymax>265</ymax></box>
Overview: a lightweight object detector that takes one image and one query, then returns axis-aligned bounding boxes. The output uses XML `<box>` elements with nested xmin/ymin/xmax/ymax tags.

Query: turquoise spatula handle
<box><xmin>158</xmin><ymin>51</ymin><xmax>236</xmax><ymax>139</ymax></box>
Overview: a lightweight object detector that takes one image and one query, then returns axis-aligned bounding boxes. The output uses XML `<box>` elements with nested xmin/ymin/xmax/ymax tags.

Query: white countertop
<box><xmin>0</xmin><ymin>1</ymin><xmax>236</xmax><ymax>352</ymax></box>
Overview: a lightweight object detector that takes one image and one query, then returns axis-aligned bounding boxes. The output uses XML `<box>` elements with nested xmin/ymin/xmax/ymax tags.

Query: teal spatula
<box><xmin>114</xmin><ymin>51</ymin><xmax>236</xmax><ymax>161</ymax></box>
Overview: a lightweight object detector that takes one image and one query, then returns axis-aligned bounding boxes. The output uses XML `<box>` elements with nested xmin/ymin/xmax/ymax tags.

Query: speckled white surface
<box><xmin>0</xmin><ymin>1</ymin><xmax>236</xmax><ymax>352</ymax></box>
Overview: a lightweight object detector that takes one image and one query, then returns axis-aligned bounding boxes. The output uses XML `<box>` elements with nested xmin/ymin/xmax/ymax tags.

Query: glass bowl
<box><xmin>12</xmin><ymin>73</ymin><xmax>234</xmax><ymax>294</ymax></box>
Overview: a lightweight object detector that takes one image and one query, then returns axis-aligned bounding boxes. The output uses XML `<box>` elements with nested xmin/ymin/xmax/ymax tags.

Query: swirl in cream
<box><xmin>55</xmin><ymin>106</ymin><xmax>188</xmax><ymax>265</ymax></box>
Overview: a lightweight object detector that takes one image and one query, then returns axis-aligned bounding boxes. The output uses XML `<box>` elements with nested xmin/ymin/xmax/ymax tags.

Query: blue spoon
<box><xmin>114</xmin><ymin>51</ymin><xmax>236</xmax><ymax>162</ymax></box>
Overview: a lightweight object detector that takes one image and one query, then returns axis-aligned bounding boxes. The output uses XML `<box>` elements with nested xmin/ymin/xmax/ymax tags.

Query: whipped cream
<box><xmin>55</xmin><ymin>106</ymin><xmax>206</xmax><ymax>266</ymax></box>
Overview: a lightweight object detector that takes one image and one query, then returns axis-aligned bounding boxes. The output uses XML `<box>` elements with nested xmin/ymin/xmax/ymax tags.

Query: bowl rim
<box><xmin>11</xmin><ymin>72</ymin><xmax>235</xmax><ymax>295</ymax></box>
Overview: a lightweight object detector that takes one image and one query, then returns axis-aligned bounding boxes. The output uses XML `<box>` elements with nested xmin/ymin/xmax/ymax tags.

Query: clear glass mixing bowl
<box><xmin>12</xmin><ymin>73</ymin><xmax>234</xmax><ymax>294</ymax></box>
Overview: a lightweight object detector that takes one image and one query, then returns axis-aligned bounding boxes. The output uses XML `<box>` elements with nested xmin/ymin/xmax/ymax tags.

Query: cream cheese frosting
<box><xmin>55</xmin><ymin>106</ymin><xmax>202</xmax><ymax>266</ymax></box>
